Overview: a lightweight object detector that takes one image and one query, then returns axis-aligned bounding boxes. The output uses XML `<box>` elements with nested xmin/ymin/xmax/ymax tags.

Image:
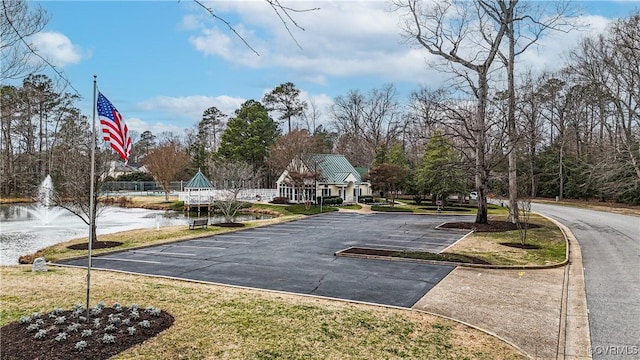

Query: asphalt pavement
<box><xmin>61</xmin><ymin>212</ymin><xmax>473</xmax><ymax>308</ymax></box>
<box><xmin>532</xmin><ymin>203</ymin><xmax>640</xmax><ymax>360</ymax></box>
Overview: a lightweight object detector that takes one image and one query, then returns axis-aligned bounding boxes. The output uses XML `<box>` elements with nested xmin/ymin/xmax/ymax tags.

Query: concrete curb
<box><xmin>540</xmin><ymin>215</ymin><xmax>592</xmax><ymax>360</ymax></box>
<box><xmin>50</xmin><ymin>263</ymin><xmax>534</xmax><ymax>359</ymax></box>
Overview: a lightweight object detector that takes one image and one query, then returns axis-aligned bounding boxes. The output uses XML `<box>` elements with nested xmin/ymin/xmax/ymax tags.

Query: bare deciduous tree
<box><xmin>395</xmin><ymin>0</ymin><xmax>508</xmax><ymax>224</ymax></box>
<box><xmin>209</xmin><ymin>160</ymin><xmax>256</xmax><ymax>223</ymax></box>
<box><xmin>331</xmin><ymin>84</ymin><xmax>404</xmax><ymax>167</ymax></box>
<box><xmin>144</xmin><ymin>137</ymin><xmax>190</xmax><ymax>200</ymax></box>
<box><xmin>0</xmin><ymin>0</ymin><xmax>48</xmax><ymax>81</ymax></box>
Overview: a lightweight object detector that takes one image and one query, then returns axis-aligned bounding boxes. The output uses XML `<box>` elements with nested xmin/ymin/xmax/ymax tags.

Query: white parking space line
<box><xmin>172</xmin><ymin>245</ymin><xmax>227</xmax><ymax>250</ymax></box>
<box><xmin>372</xmin><ymin>238</ymin><xmax>416</xmax><ymax>243</ymax></box>
<box><xmin>191</xmin><ymin>239</ymin><xmax>253</xmax><ymax>245</ymax></box>
<box><xmin>243</xmin><ymin>231</ymin><xmax>293</xmax><ymax>236</ymax></box>
<box><xmin>216</xmin><ymin>234</ymin><xmax>270</xmax><ymax>239</ymax></box>
<box><xmin>96</xmin><ymin>258</ymin><xmax>162</xmax><ymax>264</ymax></box>
<box><xmin>387</xmin><ymin>234</ymin><xmax>420</xmax><ymax>238</ymax></box>
<box><xmin>132</xmin><ymin>250</ymin><xmax>196</xmax><ymax>256</ymax></box>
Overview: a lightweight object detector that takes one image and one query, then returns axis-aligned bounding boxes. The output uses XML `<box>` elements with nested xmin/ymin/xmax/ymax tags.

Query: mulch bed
<box><xmin>67</xmin><ymin>241</ymin><xmax>123</xmax><ymax>251</ymax></box>
<box><xmin>340</xmin><ymin>247</ymin><xmax>491</xmax><ymax>264</ymax></box>
<box><xmin>439</xmin><ymin>221</ymin><xmax>541</xmax><ymax>232</ymax></box>
<box><xmin>212</xmin><ymin>222</ymin><xmax>246</xmax><ymax>228</ymax></box>
<box><xmin>0</xmin><ymin>308</ymin><xmax>174</xmax><ymax>360</ymax></box>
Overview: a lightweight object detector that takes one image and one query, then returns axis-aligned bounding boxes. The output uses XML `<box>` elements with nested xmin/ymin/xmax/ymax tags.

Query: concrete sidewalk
<box><xmin>412</xmin><ymin>216</ymin><xmax>591</xmax><ymax>360</ymax></box>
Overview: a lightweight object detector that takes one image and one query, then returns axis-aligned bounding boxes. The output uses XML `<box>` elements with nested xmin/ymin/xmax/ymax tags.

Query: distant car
<box><xmin>469</xmin><ymin>191</ymin><xmax>478</xmax><ymax>200</ymax></box>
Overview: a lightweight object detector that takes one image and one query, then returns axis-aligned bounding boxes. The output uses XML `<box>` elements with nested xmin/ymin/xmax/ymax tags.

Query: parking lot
<box><xmin>61</xmin><ymin>212</ymin><xmax>473</xmax><ymax>308</ymax></box>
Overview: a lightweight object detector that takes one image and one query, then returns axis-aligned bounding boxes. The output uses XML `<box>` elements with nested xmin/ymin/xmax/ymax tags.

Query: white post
<box><xmin>86</xmin><ymin>75</ymin><xmax>97</xmax><ymax>319</ymax></box>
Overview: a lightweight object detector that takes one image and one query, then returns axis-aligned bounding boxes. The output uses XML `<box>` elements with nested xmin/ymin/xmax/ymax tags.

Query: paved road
<box><xmin>61</xmin><ymin>212</ymin><xmax>472</xmax><ymax>308</ymax></box>
<box><xmin>532</xmin><ymin>203</ymin><xmax>640</xmax><ymax>359</ymax></box>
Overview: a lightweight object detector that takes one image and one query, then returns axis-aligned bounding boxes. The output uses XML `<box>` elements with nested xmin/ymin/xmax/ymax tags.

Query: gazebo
<box><xmin>182</xmin><ymin>169</ymin><xmax>214</xmax><ymax>213</ymax></box>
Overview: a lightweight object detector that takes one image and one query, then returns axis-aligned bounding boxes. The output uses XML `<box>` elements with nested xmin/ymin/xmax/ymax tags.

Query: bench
<box><xmin>188</xmin><ymin>218</ymin><xmax>208</xmax><ymax>230</ymax></box>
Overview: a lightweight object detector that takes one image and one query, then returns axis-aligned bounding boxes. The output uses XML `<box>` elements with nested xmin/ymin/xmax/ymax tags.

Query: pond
<box><xmin>0</xmin><ymin>204</ymin><xmax>270</xmax><ymax>266</ymax></box>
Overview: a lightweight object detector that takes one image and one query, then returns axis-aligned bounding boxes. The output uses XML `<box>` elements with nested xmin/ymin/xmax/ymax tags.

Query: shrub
<box><xmin>371</xmin><ymin>205</ymin><xmax>413</xmax><ymax>212</ymax></box>
<box><xmin>55</xmin><ymin>332</ymin><xmax>67</xmax><ymax>342</ymax></box>
<box><xmin>318</xmin><ymin>196</ymin><xmax>343</xmax><ymax>205</ymax></box>
<box><xmin>127</xmin><ymin>326</ymin><xmax>137</xmax><ymax>335</ymax></box>
<box><xmin>81</xmin><ymin>329</ymin><xmax>92</xmax><ymax>338</ymax></box>
<box><xmin>358</xmin><ymin>196</ymin><xmax>374</xmax><ymax>204</ymax></box>
<box><xmin>169</xmin><ymin>201</ymin><xmax>185</xmax><ymax>211</ymax></box>
<box><xmin>34</xmin><ymin>329</ymin><xmax>48</xmax><ymax>339</ymax></box>
<box><xmin>270</xmin><ymin>197</ymin><xmax>290</xmax><ymax>204</ymax></box>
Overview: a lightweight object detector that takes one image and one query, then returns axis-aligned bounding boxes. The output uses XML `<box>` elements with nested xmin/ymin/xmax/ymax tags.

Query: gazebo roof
<box><xmin>185</xmin><ymin>169</ymin><xmax>213</xmax><ymax>189</ymax></box>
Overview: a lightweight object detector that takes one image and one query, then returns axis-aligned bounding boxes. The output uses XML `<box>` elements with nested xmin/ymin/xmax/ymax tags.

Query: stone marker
<box><xmin>32</xmin><ymin>257</ymin><xmax>47</xmax><ymax>272</ymax></box>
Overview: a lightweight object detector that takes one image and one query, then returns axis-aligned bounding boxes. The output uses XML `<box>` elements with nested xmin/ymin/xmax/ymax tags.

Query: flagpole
<box><xmin>86</xmin><ymin>75</ymin><xmax>97</xmax><ymax>319</ymax></box>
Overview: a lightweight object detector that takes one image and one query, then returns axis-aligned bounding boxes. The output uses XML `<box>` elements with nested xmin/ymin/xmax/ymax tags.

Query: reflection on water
<box><xmin>0</xmin><ymin>204</ymin><xmax>269</xmax><ymax>265</ymax></box>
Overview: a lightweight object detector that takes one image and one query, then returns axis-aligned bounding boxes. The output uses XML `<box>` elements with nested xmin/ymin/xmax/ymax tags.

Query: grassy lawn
<box><xmin>444</xmin><ymin>214</ymin><xmax>567</xmax><ymax>266</ymax></box>
<box><xmin>248</xmin><ymin>203</ymin><xmax>339</xmax><ymax>216</ymax></box>
<box><xmin>0</xmin><ymin>266</ymin><xmax>525</xmax><ymax>359</ymax></box>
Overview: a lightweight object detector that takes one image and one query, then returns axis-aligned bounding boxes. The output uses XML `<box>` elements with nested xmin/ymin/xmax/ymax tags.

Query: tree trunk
<box><xmin>506</xmin><ymin>17</ymin><xmax>519</xmax><ymax>224</ymax></box>
<box><xmin>475</xmin><ymin>71</ymin><xmax>489</xmax><ymax>224</ymax></box>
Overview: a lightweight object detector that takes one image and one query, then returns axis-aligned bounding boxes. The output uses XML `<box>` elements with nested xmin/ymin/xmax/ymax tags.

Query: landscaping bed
<box><xmin>1</xmin><ymin>303</ymin><xmax>173</xmax><ymax>360</ymax></box>
<box><xmin>439</xmin><ymin>221</ymin><xmax>541</xmax><ymax>232</ymax></box>
<box><xmin>338</xmin><ymin>247</ymin><xmax>491</xmax><ymax>264</ymax></box>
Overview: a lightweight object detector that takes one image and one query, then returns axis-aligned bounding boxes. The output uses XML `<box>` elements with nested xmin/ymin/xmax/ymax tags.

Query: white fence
<box><xmin>178</xmin><ymin>189</ymin><xmax>278</xmax><ymax>205</ymax></box>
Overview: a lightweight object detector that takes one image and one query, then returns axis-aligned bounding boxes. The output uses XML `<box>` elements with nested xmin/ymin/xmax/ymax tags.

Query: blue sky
<box><xmin>26</xmin><ymin>1</ymin><xmax>640</xmax><ymax>139</ymax></box>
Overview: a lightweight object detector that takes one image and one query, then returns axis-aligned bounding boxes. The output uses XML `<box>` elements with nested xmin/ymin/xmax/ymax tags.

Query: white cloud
<box><xmin>184</xmin><ymin>1</ymin><xmax>418</xmax><ymax>79</ymax></box>
<box><xmin>184</xmin><ymin>2</ymin><xmax>622</xmax><ymax>90</ymax></box>
<box><xmin>137</xmin><ymin>95</ymin><xmax>247</xmax><ymax>125</ymax></box>
<box><xmin>515</xmin><ymin>14</ymin><xmax>614</xmax><ymax>73</ymax></box>
<box><xmin>125</xmin><ymin>117</ymin><xmax>185</xmax><ymax>138</ymax></box>
<box><xmin>31</xmin><ymin>32</ymin><xmax>85</xmax><ymax>67</ymax></box>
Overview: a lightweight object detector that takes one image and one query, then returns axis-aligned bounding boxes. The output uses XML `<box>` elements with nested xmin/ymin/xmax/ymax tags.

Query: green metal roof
<box><xmin>185</xmin><ymin>169</ymin><xmax>213</xmax><ymax>189</ymax></box>
<box><xmin>304</xmin><ymin>154</ymin><xmax>362</xmax><ymax>184</ymax></box>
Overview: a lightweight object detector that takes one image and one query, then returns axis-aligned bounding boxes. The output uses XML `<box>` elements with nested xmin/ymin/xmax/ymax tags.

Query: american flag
<box><xmin>97</xmin><ymin>92</ymin><xmax>132</xmax><ymax>165</ymax></box>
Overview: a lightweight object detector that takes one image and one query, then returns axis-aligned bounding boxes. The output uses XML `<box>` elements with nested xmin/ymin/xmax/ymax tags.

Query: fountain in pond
<box><xmin>25</xmin><ymin>175</ymin><xmax>65</xmax><ymax>225</ymax></box>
